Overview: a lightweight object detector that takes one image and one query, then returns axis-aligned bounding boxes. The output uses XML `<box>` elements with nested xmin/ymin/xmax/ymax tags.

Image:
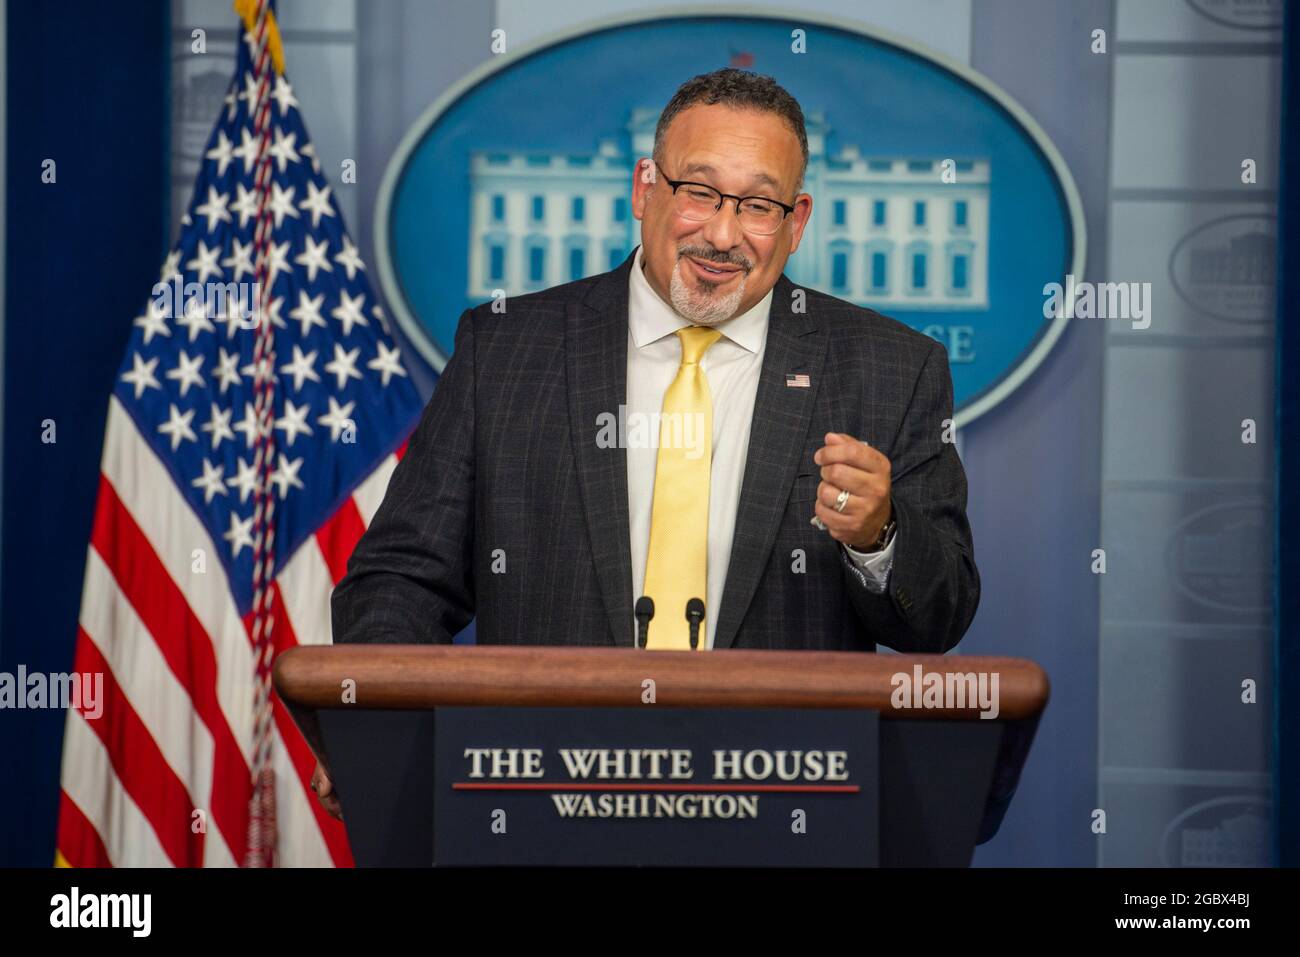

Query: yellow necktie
<box><xmin>643</xmin><ymin>325</ymin><xmax>723</xmax><ymax>650</ymax></box>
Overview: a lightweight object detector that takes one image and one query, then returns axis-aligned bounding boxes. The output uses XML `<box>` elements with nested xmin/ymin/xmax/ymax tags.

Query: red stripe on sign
<box><xmin>71</xmin><ymin>630</ymin><xmax>205</xmax><ymax>867</ymax></box>
<box><xmin>91</xmin><ymin>475</ymin><xmax>251</xmax><ymax>864</ymax></box>
<box><xmin>315</xmin><ymin>497</ymin><xmax>367</xmax><ymax>585</ymax></box>
<box><xmin>57</xmin><ymin>789</ymin><xmax>113</xmax><ymax>868</ymax></box>
<box><xmin>395</xmin><ymin>439</ymin><xmax>409</xmax><ymax>461</ymax></box>
<box><xmin>267</xmin><ymin>581</ymin><xmax>356</xmax><ymax>867</ymax></box>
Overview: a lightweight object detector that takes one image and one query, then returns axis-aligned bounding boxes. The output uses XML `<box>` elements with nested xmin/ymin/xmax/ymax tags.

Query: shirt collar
<box><xmin>628</xmin><ymin>244</ymin><xmax>772</xmax><ymax>354</ymax></box>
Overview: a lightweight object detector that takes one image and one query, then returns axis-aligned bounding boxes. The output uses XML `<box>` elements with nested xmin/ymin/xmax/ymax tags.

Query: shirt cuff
<box><xmin>840</xmin><ymin>533</ymin><xmax>896</xmax><ymax>594</ymax></box>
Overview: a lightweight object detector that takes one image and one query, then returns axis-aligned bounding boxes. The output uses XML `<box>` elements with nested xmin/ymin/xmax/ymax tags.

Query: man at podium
<box><xmin>331</xmin><ymin>68</ymin><xmax>979</xmax><ymax>657</ymax></box>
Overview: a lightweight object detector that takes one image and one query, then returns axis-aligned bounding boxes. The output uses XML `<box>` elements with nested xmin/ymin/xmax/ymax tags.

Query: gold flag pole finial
<box><xmin>233</xmin><ymin>0</ymin><xmax>285</xmax><ymax>75</ymax></box>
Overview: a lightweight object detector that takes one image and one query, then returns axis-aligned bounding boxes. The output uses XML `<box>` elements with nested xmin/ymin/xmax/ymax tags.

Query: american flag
<box><xmin>55</xmin><ymin>2</ymin><xmax>423</xmax><ymax>867</ymax></box>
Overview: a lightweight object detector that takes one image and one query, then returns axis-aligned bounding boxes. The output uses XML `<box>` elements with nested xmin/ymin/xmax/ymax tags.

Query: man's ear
<box><xmin>786</xmin><ymin>194</ymin><xmax>814</xmax><ymax>255</ymax></box>
<box><xmin>631</xmin><ymin>158</ymin><xmax>656</xmax><ymax>219</ymax></box>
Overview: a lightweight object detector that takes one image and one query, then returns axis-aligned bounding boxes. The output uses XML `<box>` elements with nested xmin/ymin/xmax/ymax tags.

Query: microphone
<box><xmin>685</xmin><ymin>598</ymin><xmax>705</xmax><ymax>650</ymax></box>
<box><xmin>634</xmin><ymin>596</ymin><xmax>655</xmax><ymax>649</ymax></box>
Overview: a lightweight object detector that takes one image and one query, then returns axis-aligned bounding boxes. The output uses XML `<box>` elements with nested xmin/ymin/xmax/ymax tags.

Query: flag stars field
<box><xmin>275</xmin><ymin>399</ymin><xmax>313</xmax><ymax>447</ymax></box>
<box><xmin>268</xmin><ymin>181</ymin><xmax>300</xmax><ymax>228</ymax></box>
<box><xmin>324</xmin><ymin>344</ymin><xmax>363</xmax><ymax>389</ymax></box>
<box><xmin>289</xmin><ymin>290</ymin><xmax>327</xmax><ymax>336</ymax></box>
<box><xmin>176</xmin><ymin>299</ymin><xmax>216</xmax><ymax>342</ymax></box>
<box><xmin>294</xmin><ymin>234</ymin><xmax>331</xmax><ymax>282</ymax></box>
<box><xmin>157</xmin><ymin>404</ymin><xmax>197</xmax><ymax>451</ymax></box>
<box><xmin>192</xmin><ymin>459</ymin><xmax>229</xmax><ymax>504</ymax></box>
<box><xmin>299</xmin><ymin>181</ymin><xmax>333</xmax><ymax>227</ymax></box>
<box><xmin>205</xmin><ymin>129</ymin><xmax>236</xmax><ymax>177</ymax></box>
<box><xmin>121</xmin><ymin>353</ymin><xmax>161</xmax><ymax>399</ymax></box>
<box><xmin>214</xmin><ymin>348</ymin><xmax>241</xmax><ymax>393</ymax></box>
<box><xmin>195</xmin><ymin>185</ymin><xmax>232</xmax><ymax>232</ymax></box>
<box><xmin>201</xmin><ymin>402</ymin><xmax>235</xmax><ymax>450</ymax></box>
<box><xmin>223</xmin><ymin>237</ymin><xmax>255</xmax><ymax>282</ymax></box>
<box><xmin>332</xmin><ymin>289</ymin><xmax>367</xmax><ymax>336</ymax></box>
<box><xmin>105</xmin><ymin>36</ymin><xmax>421</xmax><ymax>591</ymax></box>
<box><xmin>334</xmin><ymin>236</ymin><xmax>364</xmax><ymax>279</ymax></box>
<box><xmin>226</xmin><ymin>456</ymin><xmax>259</xmax><ymax>503</ymax></box>
<box><xmin>268</xmin><ymin>126</ymin><xmax>300</xmax><ymax>172</ymax></box>
<box><xmin>133</xmin><ymin>302</ymin><xmax>170</xmax><ymax>345</ymax></box>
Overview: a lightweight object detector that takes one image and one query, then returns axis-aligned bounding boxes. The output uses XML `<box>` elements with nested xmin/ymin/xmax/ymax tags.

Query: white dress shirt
<box><xmin>626</xmin><ymin>244</ymin><xmax>893</xmax><ymax>648</ymax></box>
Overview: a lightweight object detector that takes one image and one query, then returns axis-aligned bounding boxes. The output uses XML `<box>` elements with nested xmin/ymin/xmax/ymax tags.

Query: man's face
<box><xmin>631</xmin><ymin>103</ymin><xmax>813</xmax><ymax>325</ymax></box>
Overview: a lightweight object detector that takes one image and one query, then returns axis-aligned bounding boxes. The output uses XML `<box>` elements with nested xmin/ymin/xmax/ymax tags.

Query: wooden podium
<box><xmin>274</xmin><ymin>646</ymin><xmax>1049</xmax><ymax>867</ymax></box>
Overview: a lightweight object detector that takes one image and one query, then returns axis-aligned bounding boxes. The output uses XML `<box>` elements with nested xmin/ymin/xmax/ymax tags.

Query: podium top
<box><xmin>275</xmin><ymin>646</ymin><xmax>1049</xmax><ymax>721</ymax></box>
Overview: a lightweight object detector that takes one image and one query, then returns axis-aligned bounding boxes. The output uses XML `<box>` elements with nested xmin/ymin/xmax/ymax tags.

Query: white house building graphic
<box><xmin>466</xmin><ymin>109</ymin><xmax>990</xmax><ymax>311</ymax></box>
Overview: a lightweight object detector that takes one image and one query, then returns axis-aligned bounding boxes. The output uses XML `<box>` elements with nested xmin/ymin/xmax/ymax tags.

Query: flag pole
<box><xmin>240</xmin><ymin>0</ymin><xmax>283</xmax><ymax>869</ymax></box>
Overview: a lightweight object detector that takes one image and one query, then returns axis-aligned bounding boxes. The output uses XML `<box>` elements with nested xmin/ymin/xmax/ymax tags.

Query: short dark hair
<box><xmin>653</xmin><ymin>68</ymin><xmax>809</xmax><ymax>194</ymax></box>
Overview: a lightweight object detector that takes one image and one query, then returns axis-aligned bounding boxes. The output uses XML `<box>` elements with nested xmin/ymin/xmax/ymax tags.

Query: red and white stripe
<box><xmin>56</xmin><ymin>396</ymin><xmax>408</xmax><ymax>867</ymax></box>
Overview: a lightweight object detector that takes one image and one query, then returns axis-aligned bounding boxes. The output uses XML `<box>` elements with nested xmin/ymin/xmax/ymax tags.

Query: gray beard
<box><xmin>669</xmin><ymin>257</ymin><xmax>747</xmax><ymax>326</ymax></box>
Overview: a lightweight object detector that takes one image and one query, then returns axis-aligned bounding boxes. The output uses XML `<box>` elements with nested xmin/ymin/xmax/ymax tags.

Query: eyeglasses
<box><xmin>659</xmin><ymin>168</ymin><xmax>795</xmax><ymax>236</ymax></box>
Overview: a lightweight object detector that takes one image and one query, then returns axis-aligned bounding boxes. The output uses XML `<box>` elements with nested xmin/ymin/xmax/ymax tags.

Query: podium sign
<box><xmin>432</xmin><ymin>707</ymin><xmax>879</xmax><ymax>867</ymax></box>
<box><xmin>286</xmin><ymin>646</ymin><xmax>1048</xmax><ymax>867</ymax></box>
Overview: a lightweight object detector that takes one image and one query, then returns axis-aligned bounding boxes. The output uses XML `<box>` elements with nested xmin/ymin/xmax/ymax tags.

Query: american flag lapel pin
<box><xmin>785</xmin><ymin>373</ymin><xmax>811</xmax><ymax>388</ymax></box>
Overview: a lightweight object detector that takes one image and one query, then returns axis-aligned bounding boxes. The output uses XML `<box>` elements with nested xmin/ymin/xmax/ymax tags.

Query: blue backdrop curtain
<box><xmin>1</xmin><ymin>0</ymin><xmax>170</xmax><ymax>866</ymax></box>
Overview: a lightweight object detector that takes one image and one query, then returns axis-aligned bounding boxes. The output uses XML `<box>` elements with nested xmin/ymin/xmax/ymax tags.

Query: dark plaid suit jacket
<box><xmin>332</xmin><ymin>250</ymin><xmax>979</xmax><ymax>652</ymax></box>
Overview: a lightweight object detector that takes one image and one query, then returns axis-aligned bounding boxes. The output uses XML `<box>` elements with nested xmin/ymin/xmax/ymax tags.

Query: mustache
<box><xmin>677</xmin><ymin>247</ymin><xmax>752</xmax><ymax>271</ymax></box>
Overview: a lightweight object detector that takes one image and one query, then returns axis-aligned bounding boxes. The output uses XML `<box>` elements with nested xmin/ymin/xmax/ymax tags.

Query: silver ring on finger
<box><xmin>834</xmin><ymin>488</ymin><xmax>850</xmax><ymax>513</ymax></box>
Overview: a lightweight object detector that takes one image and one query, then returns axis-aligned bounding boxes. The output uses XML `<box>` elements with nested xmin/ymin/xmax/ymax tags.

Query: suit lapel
<box><xmin>714</xmin><ymin>274</ymin><xmax>827</xmax><ymax>649</ymax></box>
<box><xmin>566</xmin><ymin>253</ymin><xmax>636</xmax><ymax>646</ymax></box>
